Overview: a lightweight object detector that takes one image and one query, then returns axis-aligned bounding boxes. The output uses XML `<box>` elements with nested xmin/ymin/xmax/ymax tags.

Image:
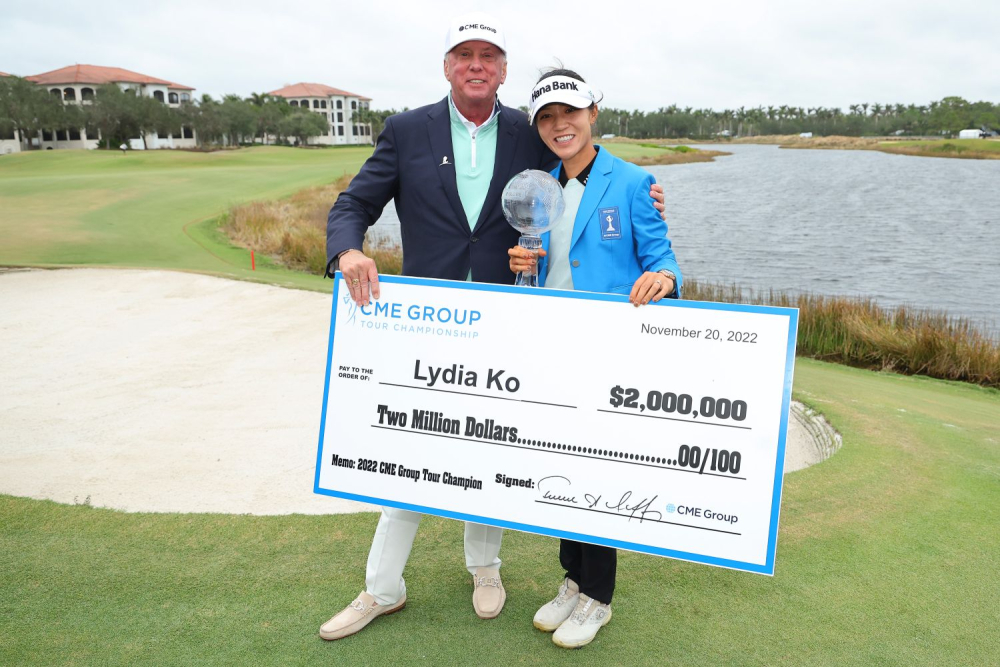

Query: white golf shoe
<box><xmin>532</xmin><ymin>578</ymin><xmax>580</xmax><ymax>632</ymax></box>
<box><xmin>552</xmin><ymin>593</ymin><xmax>612</xmax><ymax>649</ymax></box>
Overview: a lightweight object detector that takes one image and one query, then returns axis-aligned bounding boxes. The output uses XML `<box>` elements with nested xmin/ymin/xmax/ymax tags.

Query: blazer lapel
<box><xmin>570</xmin><ymin>148</ymin><xmax>612</xmax><ymax>250</ymax></box>
<box><xmin>426</xmin><ymin>98</ymin><xmax>470</xmax><ymax>231</ymax></box>
<box><xmin>473</xmin><ymin>102</ymin><xmax>518</xmax><ymax>233</ymax></box>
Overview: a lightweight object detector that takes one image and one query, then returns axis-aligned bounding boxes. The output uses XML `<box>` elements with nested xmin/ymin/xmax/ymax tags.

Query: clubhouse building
<box><xmin>268</xmin><ymin>83</ymin><xmax>373</xmax><ymax>146</ymax></box>
<box><xmin>2</xmin><ymin>67</ymin><xmax>374</xmax><ymax>152</ymax></box>
<box><xmin>1</xmin><ymin>64</ymin><xmax>197</xmax><ymax>153</ymax></box>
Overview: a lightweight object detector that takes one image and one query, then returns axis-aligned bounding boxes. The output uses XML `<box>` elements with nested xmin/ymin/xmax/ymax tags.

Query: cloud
<box><xmin>2</xmin><ymin>0</ymin><xmax>997</xmax><ymax>111</ymax></box>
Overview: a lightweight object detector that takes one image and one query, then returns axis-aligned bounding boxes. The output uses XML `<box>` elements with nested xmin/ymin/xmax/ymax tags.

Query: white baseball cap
<box><xmin>528</xmin><ymin>75</ymin><xmax>602</xmax><ymax>125</ymax></box>
<box><xmin>444</xmin><ymin>12</ymin><xmax>506</xmax><ymax>56</ymax></box>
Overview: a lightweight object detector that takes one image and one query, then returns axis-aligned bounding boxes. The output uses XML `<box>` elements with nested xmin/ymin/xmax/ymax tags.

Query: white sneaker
<box><xmin>532</xmin><ymin>578</ymin><xmax>580</xmax><ymax>632</ymax></box>
<box><xmin>552</xmin><ymin>594</ymin><xmax>612</xmax><ymax>649</ymax></box>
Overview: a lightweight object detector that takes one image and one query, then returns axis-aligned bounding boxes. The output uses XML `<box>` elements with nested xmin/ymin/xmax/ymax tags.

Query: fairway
<box><xmin>2</xmin><ymin>359</ymin><xmax>997</xmax><ymax>666</ymax></box>
<box><xmin>0</xmin><ymin>147</ymin><xmax>373</xmax><ymax>290</ymax></box>
<box><xmin>0</xmin><ymin>143</ymin><xmax>678</xmax><ymax>291</ymax></box>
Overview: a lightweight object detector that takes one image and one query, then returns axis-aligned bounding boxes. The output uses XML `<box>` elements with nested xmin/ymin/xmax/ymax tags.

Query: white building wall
<box><xmin>1</xmin><ymin>129</ymin><xmax>21</xmax><ymax>155</ymax></box>
<box><xmin>279</xmin><ymin>94</ymin><xmax>371</xmax><ymax>146</ymax></box>
<box><xmin>31</xmin><ymin>80</ymin><xmax>197</xmax><ymax>151</ymax></box>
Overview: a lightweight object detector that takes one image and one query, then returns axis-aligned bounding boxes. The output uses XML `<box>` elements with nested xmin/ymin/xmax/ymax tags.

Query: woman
<box><xmin>508</xmin><ymin>69</ymin><xmax>682</xmax><ymax>649</ymax></box>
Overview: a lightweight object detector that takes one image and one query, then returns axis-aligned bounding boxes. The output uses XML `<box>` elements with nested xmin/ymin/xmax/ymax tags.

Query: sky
<box><xmin>3</xmin><ymin>0</ymin><xmax>998</xmax><ymax>113</ymax></box>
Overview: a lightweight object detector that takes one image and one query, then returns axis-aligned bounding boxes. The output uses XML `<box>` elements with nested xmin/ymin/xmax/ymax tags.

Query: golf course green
<box><xmin>1</xmin><ymin>147</ymin><xmax>998</xmax><ymax>665</ymax></box>
<box><xmin>1</xmin><ymin>360</ymin><xmax>997</xmax><ymax>665</ymax></box>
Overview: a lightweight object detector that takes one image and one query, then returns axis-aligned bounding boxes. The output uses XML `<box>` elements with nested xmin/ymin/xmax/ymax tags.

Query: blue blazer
<box><xmin>539</xmin><ymin>147</ymin><xmax>682</xmax><ymax>296</ymax></box>
<box><xmin>326</xmin><ymin>97</ymin><xmax>556</xmax><ymax>284</ymax></box>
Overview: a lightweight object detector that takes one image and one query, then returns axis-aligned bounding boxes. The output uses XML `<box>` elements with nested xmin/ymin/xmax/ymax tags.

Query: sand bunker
<box><xmin>0</xmin><ymin>269</ymin><xmax>837</xmax><ymax>515</ymax></box>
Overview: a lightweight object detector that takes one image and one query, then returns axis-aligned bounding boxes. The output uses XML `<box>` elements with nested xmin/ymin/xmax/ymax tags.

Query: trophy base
<box><xmin>515</xmin><ymin>235</ymin><xmax>543</xmax><ymax>288</ymax></box>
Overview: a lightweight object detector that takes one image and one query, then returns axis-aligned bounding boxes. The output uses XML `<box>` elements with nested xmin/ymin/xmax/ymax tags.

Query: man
<box><xmin>322</xmin><ymin>12</ymin><xmax>664</xmax><ymax>640</ymax></box>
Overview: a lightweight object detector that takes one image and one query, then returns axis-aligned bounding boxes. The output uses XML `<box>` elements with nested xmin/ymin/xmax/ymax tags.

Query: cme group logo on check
<box><xmin>342</xmin><ymin>294</ymin><xmax>482</xmax><ymax>340</ymax></box>
<box><xmin>665</xmin><ymin>501</ymin><xmax>739</xmax><ymax>525</ymax></box>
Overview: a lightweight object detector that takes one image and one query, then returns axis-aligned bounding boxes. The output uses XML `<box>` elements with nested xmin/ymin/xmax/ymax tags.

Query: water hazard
<box><xmin>366</xmin><ymin>144</ymin><xmax>1000</xmax><ymax>333</ymax></box>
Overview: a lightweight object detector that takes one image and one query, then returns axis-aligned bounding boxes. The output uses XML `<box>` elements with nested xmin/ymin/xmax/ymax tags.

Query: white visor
<box><xmin>528</xmin><ymin>76</ymin><xmax>601</xmax><ymax>125</ymax></box>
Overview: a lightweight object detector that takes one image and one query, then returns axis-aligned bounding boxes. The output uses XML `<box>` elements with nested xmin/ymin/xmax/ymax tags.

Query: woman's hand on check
<box><xmin>630</xmin><ymin>271</ymin><xmax>674</xmax><ymax>307</ymax></box>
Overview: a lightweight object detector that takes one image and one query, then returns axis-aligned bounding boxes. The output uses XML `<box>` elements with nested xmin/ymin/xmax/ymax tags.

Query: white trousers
<box><xmin>365</xmin><ymin>506</ymin><xmax>503</xmax><ymax>605</ymax></box>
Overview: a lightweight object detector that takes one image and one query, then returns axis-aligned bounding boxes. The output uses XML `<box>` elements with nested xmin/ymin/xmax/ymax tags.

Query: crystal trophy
<box><xmin>501</xmin><ymin>170</ymin><xmax>565</xmax><ymax>287</ymax></box>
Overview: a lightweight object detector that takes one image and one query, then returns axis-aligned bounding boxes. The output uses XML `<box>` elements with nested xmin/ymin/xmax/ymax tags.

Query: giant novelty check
<box><xmin>315</xmin><ymin>275</ymin><xmax>798</xmax><ymax>575</ymax></box>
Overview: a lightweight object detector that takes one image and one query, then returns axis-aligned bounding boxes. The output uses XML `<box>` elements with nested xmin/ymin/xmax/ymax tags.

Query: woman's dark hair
<box><xmin>535</xmin><ymin>67</ymin><xmax>597</xmax><ymax>111</ymax></box>
<box><xmin>536</xmin><ymin>67</ymin><xmax>587</xmax><ymax>86</ymax></box>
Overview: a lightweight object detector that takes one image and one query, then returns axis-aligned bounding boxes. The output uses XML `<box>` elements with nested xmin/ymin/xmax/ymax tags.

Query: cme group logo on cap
<box><xmin>459</xmin><ymin>23</ymin><xmax>497</xmax><ymax>33</ymax></box>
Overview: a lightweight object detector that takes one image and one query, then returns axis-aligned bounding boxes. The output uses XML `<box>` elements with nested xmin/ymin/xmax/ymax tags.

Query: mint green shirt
<box><xmin>448</xmin><ymin>95</ymin><xmax>500</xmax><ymax>231</ymax></box>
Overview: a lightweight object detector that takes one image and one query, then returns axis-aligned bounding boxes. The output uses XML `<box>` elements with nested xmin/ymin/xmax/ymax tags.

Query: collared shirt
<box><xmin>448</xmin><ymin>95</ymin><xmax>501</xmax><ymax>232</ymax></box>
<box><xmin>547</xmin><ymin>148</ymin><xmax>601</xmax><ymax>290</ymax></box>
<box><xmin>557</xmin><ymin>147</ymin><xmax>599</xmax><ymax>187</ymax></box>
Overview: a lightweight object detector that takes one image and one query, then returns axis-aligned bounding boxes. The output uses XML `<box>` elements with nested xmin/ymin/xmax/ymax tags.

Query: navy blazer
<box><xmin>326</xmin><ymin>97</ymin><xmax>556</xmax><ymax>284</ymax></box>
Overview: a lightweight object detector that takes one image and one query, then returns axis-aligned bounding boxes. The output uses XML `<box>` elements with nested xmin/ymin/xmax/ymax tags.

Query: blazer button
<box><xmin>471</xmin><ymin>236</ymin><xmax>479</xmax><ymax>243</ymax></box>
<box><xmin>571</xmin><ymin>259</ymin><xmax>580</xmax><ymax>267</ymax></box>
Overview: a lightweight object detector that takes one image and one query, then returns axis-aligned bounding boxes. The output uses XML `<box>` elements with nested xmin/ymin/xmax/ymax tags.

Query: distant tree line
<box><xmin>6</xmin><ymin>74</ymin><xmax>996</xmax><ymax>148</ymax></box>
<box><xmin>0</xmin><ymin>76</ymin><xmax>348</xmax><ymax>148</ymax></box>
<box><xmin>591</xmin><ymin>97</ymin><xmax>1000</xmax><ymax>139</ymax></box>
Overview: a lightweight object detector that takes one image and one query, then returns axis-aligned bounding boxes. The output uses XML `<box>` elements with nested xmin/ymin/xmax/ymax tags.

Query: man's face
<box><xmin>443</xmin><ymin>40</ymin><xmax>507</xmax><ymax>110</ymax></box>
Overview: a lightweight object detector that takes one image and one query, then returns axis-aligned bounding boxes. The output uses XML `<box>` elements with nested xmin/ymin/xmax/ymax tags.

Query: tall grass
<box><xmin>221</xmin><ymin>181</ymin><xmax>998</xmax><ymax>388</ymax></box>
<box><xmin>221</xmin><ymin>174</ymin><xmax>403</xmax><ymax>276</ymax></box>
<box><xmin>685</xmin><ymin>281</ymin><xmax>999</xmax><ymax>388</ymax></box>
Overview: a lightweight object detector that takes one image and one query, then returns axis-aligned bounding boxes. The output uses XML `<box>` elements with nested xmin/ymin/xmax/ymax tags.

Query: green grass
<box><xmin>0</xmin><ymin>147</ymin><xmax>374</xmax><ymax>290</ymax></box>
<box><xmin>2</xmin><ymin>359</ymin><xmax>997</xmax><ymax>666</ymax></box>
<box><xmin>600</xmin><ymin>142</ymin><xmax>675</xmax><ymax>159</ymax></box>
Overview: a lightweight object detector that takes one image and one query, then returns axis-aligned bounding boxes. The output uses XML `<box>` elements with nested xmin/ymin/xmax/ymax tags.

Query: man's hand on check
<box><xmin>340</xmin><ymin>250</ymin><xmax>380</xmax><ymax>307</ymax></box>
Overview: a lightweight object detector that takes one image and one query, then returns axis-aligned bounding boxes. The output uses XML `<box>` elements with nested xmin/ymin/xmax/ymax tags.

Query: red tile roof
<box><xmin>0</xmin><ymin>71</ymin><xmax>11</xmax><ymax>77</ymax></box>
<box><xmin>269</xmin><ymin>82</ymin><xmax>370</xmax><ymax>101</ymax></box>
<box><xmin>25</xmin><ymin>64</ymin><xmax>194</xmax><ymax>90</ymax></box>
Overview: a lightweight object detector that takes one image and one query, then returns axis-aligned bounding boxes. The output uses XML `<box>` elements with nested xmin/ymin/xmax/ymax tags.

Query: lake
<box><xmin>367</xmin><ymin>144</ymin><xmax>1000</xmax><ymax>333</ymax></box>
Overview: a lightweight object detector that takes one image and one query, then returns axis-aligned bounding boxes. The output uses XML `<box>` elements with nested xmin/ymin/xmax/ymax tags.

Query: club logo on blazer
<box><xmin>599</xmin><ymin>207</ymin><xmax>622</xmax><ymax>240</ymax></box>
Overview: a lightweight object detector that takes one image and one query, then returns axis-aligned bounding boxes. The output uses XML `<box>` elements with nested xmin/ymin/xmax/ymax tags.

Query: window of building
<box><xmin>302</xmin><ymin>99</ymin><xmax>310</xmax><ymax>107</ymax></box>
<box><xmin>69</xmin><ymin>128</ymin><xmax>81</xmax><ymax>140</ymax></box>
<box><xmin>153</xmin><ymin>91</ymin><xmax>165</xmax><ymax>102</ymax></box>
<box><xmin>56</xmin><ymin>129</ymin><xmax>68</xmax><ymax>141</ymax></box>
<box><xmin>50</xmin><ymin>89</ymin><xmax>61</xmax><ymax>98</ymax></box>
<box><xmin>337</xmin><ymin>112</ymin><xmax>343</xmax><ymax>122</ymax></box>
<box><xmin>168</xmin><ymin>92</ymin><xmax>179</xmax><ymax>104</ymax></box>
<box><xmin>351</xmin><ymin>100</ymin><xmax>357</xmax><ymax>110</ymax></box>
<box><xmin>311</xmin><ymin>100</ymin><xmax>318</xmax><ymax>109</ymax></box>
<box><xmin>0</xmin><ymin>128</ymin><xmax>15</xmax><ymax>140</ymax></box>
<box><xmin>290</xmin><ymin>100</ymin><xmax>299</xmax><ymax>107</ymax></box>
<box><xmin>42</xmin><ymin>129</ymin><xmax>53</xmax><ymax>141</ymax></box>
<box><xmin>321</xmin><ymin>100</ymin><xmax>327</xmax><ymax>109</ymax></box>
<box><xmin>366</xmin><ymin>126</ymin><xmax>371</xmax><ymax>136</ymax></box>
<box><xmin>183</xmin><ymin>126</ymin><xmax>194</xmax><ymax>139</ymax></box>
<box><xmin>85</xmin><ymin>125</ymin><xmax>100</xmax><ymax>140</ymax></box>
<box><xmin>336</xmin><ymin>100</ymin><xmax>342</xmax><ymax>109</ymax></box>
<box><xmin>352</xmin><ymin>125</ymin><xmax>358</xmax><ymax>135</ymax></box>
<box><xmin>81</xmin><ymin>88</ymin><xmax>95</xmax><ymax>101</ymax></box>
<box><xmin>181</xmin><ymin>93</ymin><xmax>190</xmax><ymax>102</ymax></box>
<box><xmin>323</xmin><ymin>112</ymin><xmax>328</xmax><ymax>120</ymax></box>
<box><xmin>337</xmin><ymin>126</ymin><xmax>344</xmax><ymax>136</ymax></box>
<box><xmin>63</xmin><ymin>88</ymin><xmax>76</xmax><ymax>101</ymax></box>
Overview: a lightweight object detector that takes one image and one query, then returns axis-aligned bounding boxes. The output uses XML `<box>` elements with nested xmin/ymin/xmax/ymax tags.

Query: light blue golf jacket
<box><xmin>538</xmin><ymin>146</ymin><xmax>682</xmax><ymax>296</ymax></box>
